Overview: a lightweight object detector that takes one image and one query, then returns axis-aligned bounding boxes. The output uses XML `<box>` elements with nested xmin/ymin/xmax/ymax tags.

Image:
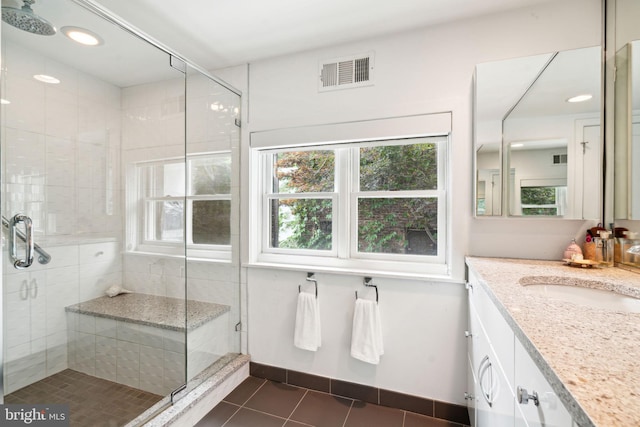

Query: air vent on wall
<box><xmin>319</xmin><ymin>52</ymin><xmax>374</xmax><ymax>92</ymax></box>
<box><xmin>552</xmin><ymin>153</ymin><xmax>568</xmax><ymax>165</ymax></box>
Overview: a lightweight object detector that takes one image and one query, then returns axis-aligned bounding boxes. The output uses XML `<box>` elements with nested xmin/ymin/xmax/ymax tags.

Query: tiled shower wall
<box><xmin>120</xmin><ymin>76</ymin><xmax>241</xmax><ymax>358</ymax></box>
<box><xmin>2</xmin><ymin>41</ymin><xmax>239</xmax><ymax>394</ymax></box>
<box><xmin>67</xmin><ymin>311</ymin><xmax>186</xmax><ymax>396</ymax></box>
<box><xmin>1</xmin><ymin>41</ymin><xmax>123</xmax><ymax>393</ymax></box>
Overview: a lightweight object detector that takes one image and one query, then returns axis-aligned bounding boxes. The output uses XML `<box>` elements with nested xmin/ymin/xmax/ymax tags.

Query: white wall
<box><xmin>248</xmin><ymin>269</ymin><xmax>466</xmax><ymax>400</ymax></box>
<box><xmin>238</xmin><ymin>0</ymin><xmax>602</xmax><ymax>406</ymax></box>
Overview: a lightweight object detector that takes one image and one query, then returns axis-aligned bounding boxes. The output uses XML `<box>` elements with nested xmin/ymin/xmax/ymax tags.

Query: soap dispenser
<box><xmin>563</xmin><ymin>239</ymin><xmax>583</xmax><ymax>260</ymax></box>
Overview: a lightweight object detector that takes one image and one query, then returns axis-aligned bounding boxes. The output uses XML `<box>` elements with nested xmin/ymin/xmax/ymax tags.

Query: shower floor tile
<box><xmin>4</xmin><ymin>369</ymin><xmax>163</xmax><ymax>427</ymax></box>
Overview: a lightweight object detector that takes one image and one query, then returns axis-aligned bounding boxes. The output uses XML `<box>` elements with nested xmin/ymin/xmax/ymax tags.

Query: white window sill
<box><xmin>125</xmin><ymin>250</ymin><xmax>232</xmax><ymax>264</ymax></box>
<box><xmin>245</xmin><ymin>256</ymin><xmax>455</xmax><ymax>282</ymax></box>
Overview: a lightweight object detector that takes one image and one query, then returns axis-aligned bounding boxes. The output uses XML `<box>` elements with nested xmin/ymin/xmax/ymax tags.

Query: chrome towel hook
<box><xmin>299</xmin><ymin>272</ymin><xmax>318</xmax><ymax>298</ymax></box>
<box><xmin>356</xmin><ymin>276</ymin><xmax>379</xmax><ymax>303</ymax></box>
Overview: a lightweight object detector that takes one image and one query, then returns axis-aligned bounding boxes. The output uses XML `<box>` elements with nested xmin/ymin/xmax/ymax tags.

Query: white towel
<box><xmin>350</xmin><ymin>298</ymin><xmax>384</xmax><ymax>364</ymax></box>
<box><xmin>294</xmin><ymin>292</ymin><xmax>321</xmax><ymax>351</ymax></box>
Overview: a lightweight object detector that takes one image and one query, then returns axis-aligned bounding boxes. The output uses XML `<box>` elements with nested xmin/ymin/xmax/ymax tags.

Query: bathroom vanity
<box><xmin>465</xmin><ymin>256</ymin><xmax>640</xmax><ymax>427</ymax></box>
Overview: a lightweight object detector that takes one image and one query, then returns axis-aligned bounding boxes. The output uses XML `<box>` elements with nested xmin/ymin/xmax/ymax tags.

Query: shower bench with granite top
<box><xmin>65</xmin><ymin>293</ymin><xmax>231</xmax><ymax>396</ymax></box>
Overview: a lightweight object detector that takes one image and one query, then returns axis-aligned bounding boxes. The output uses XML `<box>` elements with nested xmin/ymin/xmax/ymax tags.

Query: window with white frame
<box><xmin>132</xmin><ymin>152</ymin><xmax>231</xmax><ymax>259</ymax></box>
<box><xmin>256</xmin><ymin>135</ymin><xmax>447</xmax><ymax>272</ymax></box>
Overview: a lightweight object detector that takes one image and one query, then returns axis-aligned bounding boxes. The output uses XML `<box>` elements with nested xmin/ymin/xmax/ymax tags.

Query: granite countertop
<box><xmin>66</xmin><ymin>293</ymin><xmax>230</xmax><ymax>332</ymax></box>
<box><xmin>465</xmin><ymin>257</ymin><xmax>640</xmax><ymax>427</ymax></box>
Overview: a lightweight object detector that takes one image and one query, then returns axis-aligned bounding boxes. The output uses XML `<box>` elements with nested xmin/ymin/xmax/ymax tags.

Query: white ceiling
<box><xmin>88</xmin><ymin>0</ymin><xmax>555</xmax><ymax>72</ymax></box>
<box><xmin>1</xmin><ymin>0</ymin><xmax>559</xmax><ymax>87</ymax></box>
<box><xmin>2</xmin><ymin>0</ymin><xmax>600</xmax><ymax>123</ymax></box>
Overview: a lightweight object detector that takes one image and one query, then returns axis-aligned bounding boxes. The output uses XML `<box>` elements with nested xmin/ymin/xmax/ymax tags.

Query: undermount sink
<box><xmin>522</xmin><ymin>283</ymin><xmax>640</xmax><ymax>313</ymax></box>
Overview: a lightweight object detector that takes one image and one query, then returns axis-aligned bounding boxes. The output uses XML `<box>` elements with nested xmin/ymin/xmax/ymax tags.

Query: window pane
<box><xmin>274</xmin><ymin>150</ymin><xmax>334</xmax><ymax>193</ymax></box>
<box><xmin>358</xmin><ymin>198</ymin><xmax>437</xmax><ymax>255</ymax></box>
<box><xmin>140</xmin><ymin>162</ymin><xmax>185</xmax><ymax>197</ymax></box>
<box><xmin>522</xmin><ymin>207</ymin><xmax>557</xmax><ymax>215</ymax></box>
<box><xmin>148</xmin><ymin>200</ymin><xmax>183</xmax><ymax>242</ymax></box>
<box><xmin>192</xmin><ymin>200</ymin><xmax>230</xmax><ymax>244</ymax></box>
<box><xmin>190</xmin><ymin>155</ymin><xmax>231</xmax><ymax>195</ymax></box>
<box><xmin>360</xmin><ymin>142</ymin><xmax>438</xmax><ymax>191</ymax></box>
<box><xmin>521</xmin><ymin>186</ymin><xmax>565</xmax><ymax>216</ymax></box>
<box><xmin>270</xmin><ymin>198</ymin><xmax>332</xmax><ymax>250</ymax></box>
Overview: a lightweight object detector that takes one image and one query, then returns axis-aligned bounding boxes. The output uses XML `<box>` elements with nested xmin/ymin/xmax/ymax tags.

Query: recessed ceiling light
<box><xmin>1</xmin><ymin>99</ymin><xmax>10</xmax><ymax>105</ymax></box>
<box><xmin>61</xmin><ymin>26</ymin><xmax>103</xmax><ymax>46</ymax></box>
<box><xmin>33</xmin><ymin>74</ymin><xmax>60</xmax><ymax>84</ymax></box>
<box><xmin>566</xmin><ymin>94</ymin><xmax>593</xmax><ymax>103</ymax></box>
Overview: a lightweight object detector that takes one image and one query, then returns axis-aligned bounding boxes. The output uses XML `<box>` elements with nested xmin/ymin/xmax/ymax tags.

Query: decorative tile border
<box><xmin>249</xmin><ymin>362</ymin><xmax>470</xmax><ymax>426</ymax></box>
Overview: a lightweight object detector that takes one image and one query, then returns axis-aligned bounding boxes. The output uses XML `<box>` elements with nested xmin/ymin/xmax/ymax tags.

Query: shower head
<box><xmin>2</xmin><ymin>0</ymin><xmax>56</xmax><ymax>36</ymax></box>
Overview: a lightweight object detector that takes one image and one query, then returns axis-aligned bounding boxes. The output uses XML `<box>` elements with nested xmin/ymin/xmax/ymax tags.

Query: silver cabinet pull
<box><xmin>9</xmin><ymin>213</ymin><xmax>34</xmax><ymax>269</ymax></box>
<box><xmin>517</xmin><ymin>386</ymin><xmax>539</xmax><ymax>406</ymax></box>
<box><xmin>477</xmin><ymin>355</ymin><xmax>493</xmax><ymax>407</ymax></box>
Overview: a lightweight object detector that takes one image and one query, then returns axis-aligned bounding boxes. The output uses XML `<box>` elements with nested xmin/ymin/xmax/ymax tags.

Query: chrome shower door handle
<box><xmin>9</xmin><ymin>213</ymin><xmax>34</xmax><ymax>269</ymax></box>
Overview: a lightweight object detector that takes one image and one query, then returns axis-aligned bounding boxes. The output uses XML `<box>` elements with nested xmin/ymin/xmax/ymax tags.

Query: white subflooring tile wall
<box><xmin>1</xmin><ymin>40</ymin><xmax>123</xmax><ymax>394</ymax></box>
<box><xmin>120</xmin><ymin>78</ymin><xmax>241</xmax><ymax>367</ymax></box>
<box><xmin>67</xmin><ymin>312</ymin><xmax>186</xmax><ymax>395</ymax></box>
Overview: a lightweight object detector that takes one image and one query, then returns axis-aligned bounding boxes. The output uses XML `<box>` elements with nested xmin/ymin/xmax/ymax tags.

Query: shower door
<box><xmin>184</xmin><ymin>64</ymin><xmax>242</xmax><ymax>384</ymax></box>
<box><xmin>1</xmin><ymin>0</ymin><xmax>190</xmax><ymax>425</ymax></box>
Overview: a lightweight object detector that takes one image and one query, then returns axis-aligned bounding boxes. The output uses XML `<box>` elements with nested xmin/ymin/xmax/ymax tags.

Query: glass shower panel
<box><xmin>184</xmin><ymin>64</ymin><xmax>241</xmax><ymax>386</ymax></box>
<box><xmin>1</xmin><ymin>0</ymin><xmax>187</xmax><ymax>425</ymax></box>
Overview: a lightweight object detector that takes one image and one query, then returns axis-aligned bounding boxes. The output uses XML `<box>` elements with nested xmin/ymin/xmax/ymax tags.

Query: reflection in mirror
<box><xmin>612</xmin><ymin>0</ymin><xmax>640</xmax><ymax>271</ymax></box>
<box><xmin>615</xmin><ymin>40</ymin><xmax>640</xmax><ymax>220</ymax></box>
<box><xmin>503</xmin><ymin>46</ymin><xmax>601</xmax><ymax>218</ymax></box>
<box><xmin>507</xmin><ymin>139</ymin><xmax>568</xmax><ymax>216</ymax></box>
<box><xmin>474</xmin><ymin>53</ymin><xmax>553</xmax><ymax>216</ymax></box>
<box><xmin>475</xmin><ymin>143</ymin><xmax>501</xmax><ymax>215</ymax></box>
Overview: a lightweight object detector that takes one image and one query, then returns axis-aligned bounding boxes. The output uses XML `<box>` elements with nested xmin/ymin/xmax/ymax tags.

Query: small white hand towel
<box><xmin>350</xmin><ymin>298</ymin><xmax>384</xmax><ymax>364</ymax></box>
<box><xmin>294</xmin><ymin>292</ymin><xmax>321</xmax><ymax>351</ymax></box>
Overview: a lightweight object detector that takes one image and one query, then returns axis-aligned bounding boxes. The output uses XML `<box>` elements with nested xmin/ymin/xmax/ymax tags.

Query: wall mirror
<box><xmin>474</xmin><ymin>46</ymin><xmax>602</xmax><ymax>219</ymax></box>
<box><xmin>612</xmin><ymin>0</ymin><xmax>640</xmax><ymax>270</ymax></box>
<box><xmin>613</xmin><ymin>0</ymin><xmax>640</xmax><ymax>223</ymax></box>
<box><xmin>614</xmin><ymin>39</ymin><xmax>640</xmax><ymax>220</ymax></box>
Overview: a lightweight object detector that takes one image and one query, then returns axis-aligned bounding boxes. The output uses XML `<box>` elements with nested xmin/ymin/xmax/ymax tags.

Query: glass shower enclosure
<box><xmin>0</xmin><ymin>0</ymin><xmax>241</xmax><ymax>425</ymax></box>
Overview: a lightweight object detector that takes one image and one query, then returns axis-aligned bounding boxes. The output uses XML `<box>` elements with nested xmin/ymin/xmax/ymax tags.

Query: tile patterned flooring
<box><xmin>4</xmin><ymin>369</ymin><xmax>163</xmax><ymax>427</ymax></box>
<box><xmin>196</xmin><ymin>376</ymin><xmax>470</xmax><ymax>427</ymax></box>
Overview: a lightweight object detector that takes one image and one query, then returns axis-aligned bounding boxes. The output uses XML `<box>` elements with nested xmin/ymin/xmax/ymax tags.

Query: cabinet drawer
<box><xmin>514</xmin><ymin>337</ymin><xmax>572</xmax><ymax>427</ymax></box>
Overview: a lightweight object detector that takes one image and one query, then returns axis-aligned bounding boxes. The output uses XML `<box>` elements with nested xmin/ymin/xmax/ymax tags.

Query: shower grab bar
<box><xmin>2</xmin><ymin>214</ymin><xmax>51</xmax><ymax>267</ymax></box>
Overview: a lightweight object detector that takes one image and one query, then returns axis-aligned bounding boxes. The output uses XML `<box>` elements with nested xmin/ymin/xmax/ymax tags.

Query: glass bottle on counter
<box><xmin>595</xmin><ymin>231</ymin><xmax>614</xmax><ymax>267</ymax></box>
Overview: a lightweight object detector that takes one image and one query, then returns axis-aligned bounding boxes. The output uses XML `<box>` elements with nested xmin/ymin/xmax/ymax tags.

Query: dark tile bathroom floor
<box><xmin>196</xmin><ymin>376</ymin><xmax>468</xmax><ymax>427</ymax></box>
<box><xmin>4</xmin><ymin>369</ymin><xmax>163</xmax><ymax>427</ymax></box>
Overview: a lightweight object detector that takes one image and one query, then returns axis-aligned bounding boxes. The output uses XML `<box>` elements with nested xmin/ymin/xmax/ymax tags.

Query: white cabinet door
<box><xmin>470</xmin><ymin>303</ymin><xmax>515</xmax><ymax>427</ymax></box>
<box><xmin>514</xmin><ymin>337</ymin><xmax>573</xmax><ymax>427</ymax></box>
<box><xmin>469</xmin><ymin>271</ymin><xmax>515</xmax><ymax>389</ymax></box>
<box><xmin>467</xmin><ymin>282</ymin><xmax>478</xmax><ymax>426</ymax></box>
<box><xmin>467</xmin><ymin>353</ymin><xmax>478</xmax><ymax>427</ymax></box>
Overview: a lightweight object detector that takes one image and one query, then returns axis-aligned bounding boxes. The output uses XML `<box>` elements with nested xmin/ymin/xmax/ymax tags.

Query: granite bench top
<box><xmin>466</xmin><ymin>256</ymin><xmax>640</xmax><ymax>427</ymax></box>
<box><xmin>65</xmin><ymin>293</ymin><xmax>230</xmax><ymax>332</ymax></box>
